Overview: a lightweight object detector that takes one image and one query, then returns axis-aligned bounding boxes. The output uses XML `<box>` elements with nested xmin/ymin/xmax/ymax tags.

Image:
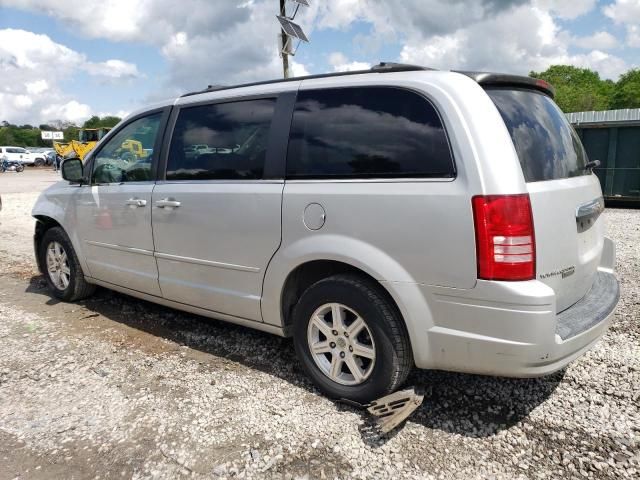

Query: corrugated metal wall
<box><xmin>568</xmin><ymin>109</ymin><xmax>640</xmax><ymax>202</ymax></box>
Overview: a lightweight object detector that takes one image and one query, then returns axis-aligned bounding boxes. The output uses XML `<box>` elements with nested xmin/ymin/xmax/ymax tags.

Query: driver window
<box><xmin>92</xmin><ymin>114</ymin><xmax>161</xmax><ymax>184</ymax></box>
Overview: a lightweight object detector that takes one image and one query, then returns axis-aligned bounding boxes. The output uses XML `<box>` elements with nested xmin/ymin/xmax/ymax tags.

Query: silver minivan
<box><xmin>33</xmin><ymin>64</ymin><xmax>619</xmax><ymax>402</ymax></box>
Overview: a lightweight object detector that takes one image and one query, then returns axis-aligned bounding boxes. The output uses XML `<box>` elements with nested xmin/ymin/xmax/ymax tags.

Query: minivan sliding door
<box><xmin>152</xmin><ymin>94</ymin><xmax>292</xmax><ymax>321</ymax></box>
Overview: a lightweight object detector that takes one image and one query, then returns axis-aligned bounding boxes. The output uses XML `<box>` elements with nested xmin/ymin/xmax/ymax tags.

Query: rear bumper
<box><xmin>555</xmin><ymin>271</ymin><xmax>619</xmax><ymax>341</ymax></box>
<box><xmin>399</xmin><ymin>239</ymin><xmax>619</xmax><ymax>376</ymax></box>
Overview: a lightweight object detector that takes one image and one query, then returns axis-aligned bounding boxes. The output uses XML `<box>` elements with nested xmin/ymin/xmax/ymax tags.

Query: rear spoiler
<box><xmin>456</xmin><ymin>71</ymin><xmax>555</xmax><ymax>98</ymax></box>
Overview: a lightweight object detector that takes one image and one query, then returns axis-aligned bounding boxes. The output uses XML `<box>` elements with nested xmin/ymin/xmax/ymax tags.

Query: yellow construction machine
<box><xmin>53</xmin><ymin>128</ymin><xmax>111</xmax><ymax>161</ymax></box>
<box><xmin>53</xmin><ymin>128</ymin><xmax>152</xmax><ymax>162</ymax></box>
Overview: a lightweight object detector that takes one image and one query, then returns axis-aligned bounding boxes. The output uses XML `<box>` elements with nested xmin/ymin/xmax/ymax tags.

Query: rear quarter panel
<box><xmin>263</xmin><ymin>71</ymin><xmax>522</xmax><ymax>328</ymax></box>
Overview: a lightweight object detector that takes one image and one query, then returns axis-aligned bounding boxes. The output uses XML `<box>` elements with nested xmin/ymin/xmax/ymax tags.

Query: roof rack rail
<box><xmin>180</xmin><ymin>62</ymin><xmax>435</xmax><ymax>98</ymax></box>
<box><xmin>370</xmin><ymin>62</ymin><xmax>431</xmax><ymax>72</ymax></box>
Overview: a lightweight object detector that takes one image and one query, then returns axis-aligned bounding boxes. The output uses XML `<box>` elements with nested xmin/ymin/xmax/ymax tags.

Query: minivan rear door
<box><xmin>487</xmin><ymin>88</ymin><xmax>604</xmax><ymax>313</ymax></box>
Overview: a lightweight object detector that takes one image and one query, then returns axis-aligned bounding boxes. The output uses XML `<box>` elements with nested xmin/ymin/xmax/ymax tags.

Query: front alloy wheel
<box><xmin>307</xmin><ymin>303</ymin><xmax>376</xmax><ymax>386</ymax></box>
<box><xmin>46</xmin><ymin>241</ymin><xmax>70</xmax><ymax>290</ymax></box>
<box><xmin>39</xmin><ymin>226</ymin><xmax>95</xmax><ymax>301</ymax></box>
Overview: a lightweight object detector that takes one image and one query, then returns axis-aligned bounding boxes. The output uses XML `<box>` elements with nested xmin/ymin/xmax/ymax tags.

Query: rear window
<box><xmin>286</xmin><ymin>87</ymin><xmax>455</xmax><ymax>179</ymax></box>
<box><xmin>487</xmin><ymin>88</ymin><xmax>589</xmax><ymax>182</ymax></box>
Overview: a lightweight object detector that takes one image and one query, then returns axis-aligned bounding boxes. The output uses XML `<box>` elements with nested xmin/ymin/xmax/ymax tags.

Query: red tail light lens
<box><xmin>472</xmin><ymin>194</ymin><xmax>535</xmax><ymax>281</ymax></box>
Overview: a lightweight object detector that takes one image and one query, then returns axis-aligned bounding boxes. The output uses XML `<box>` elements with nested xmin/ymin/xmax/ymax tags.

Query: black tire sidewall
<box><xmin>293</xmin><ymin>277</ymin><xmax>404</xmax><ymax>404</ymax></box>
<box><xmin>39</xmin><ymin>228</ymin><xmax>80</xmax><ymax>301</ymax></box>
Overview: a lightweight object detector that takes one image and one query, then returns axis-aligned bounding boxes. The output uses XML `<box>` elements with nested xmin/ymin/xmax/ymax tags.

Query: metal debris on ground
<box><xmin>366</xmin><ymin>387</ymin><xmax>425</xmax><ymax>434</ymax></box>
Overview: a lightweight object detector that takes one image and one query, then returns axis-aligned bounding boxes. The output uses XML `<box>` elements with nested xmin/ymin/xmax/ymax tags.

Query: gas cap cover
<box><xmin>303</xmin><ymin>203</ymin><xmax>326</xmax><ymax>230</ymax></box>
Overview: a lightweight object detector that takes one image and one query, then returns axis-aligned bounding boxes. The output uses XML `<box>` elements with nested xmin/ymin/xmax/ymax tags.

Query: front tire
<box><xmin>16</xmin><ymin>164</ymin><xmax>24</xmax><ymax>172</ymax></box>
<box><xmin>292</xmin><ymin>274</ymin><xmax>412</xmax><ymax>404</ymax></box>
<box><xmin>39</xmin><ymin>227</ymin><xmax>95</xmax><ymax>301</ymax></box>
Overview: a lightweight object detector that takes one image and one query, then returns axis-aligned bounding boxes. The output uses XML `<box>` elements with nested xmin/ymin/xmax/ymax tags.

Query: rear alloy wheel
<box><xmin>307</xmin><ymin>303</ymin><xmax>376</xmax><ymax>386</ymax></box>
<box><xmin>34</xmin><ymin>159</ymin><xmax>44</xmax><ymax>167</ymax></box>
<box><xmin>293</xmin><ymin>274</ymin><xmax>412</xmax><ymax>403</ymax></box>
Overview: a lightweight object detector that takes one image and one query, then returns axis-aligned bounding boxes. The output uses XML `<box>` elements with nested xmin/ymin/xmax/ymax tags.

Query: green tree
<box><xmin>99</xmin><ymin>116</ymin><xmax>122</xmax><ymax>128</ymax></box>
<box><xmin>530</xmin><ymin>65</ymin><xmax>613</xmax><ymax>112</ymax></box>
<box><xmin>0</xmin><ymin>127</ymin><xmax>17</xmax><ymax>145</ymax></box>
<box><xmin>611</xmin><ymin>69</ymin><xmax>640</xmax><ymax>109</ymax></box>
<box><xmin>82</xmin><ymin>116</ymin><xmax>101</xmax><ymax>128</ymax></box>
<box><xmin>63</xmin><ymin>125</ymin><xmax>80</xmax><ymax>143</ymax></box>
<box><xmin>82</xmin><ymin>115</ymin><xmax>121</xmax><ymax>129</ymax></box>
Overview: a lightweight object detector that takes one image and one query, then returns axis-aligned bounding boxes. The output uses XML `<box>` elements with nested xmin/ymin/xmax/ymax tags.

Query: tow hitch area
<box><xmin>366</xmin><ymin>387</ymin><xmax>425</xmax><ymax>434</ymax></box>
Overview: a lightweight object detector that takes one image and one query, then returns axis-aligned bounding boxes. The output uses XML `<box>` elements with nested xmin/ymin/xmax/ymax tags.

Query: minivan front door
<box><xmin>152</xmin><ymin>97</ymin><xmax>284</xmax><ymax>321</ymax></box>
<box><xmin>75</xmin><ymin>112</ymin><xmax>166</xmax><ymax>296</ymax></box>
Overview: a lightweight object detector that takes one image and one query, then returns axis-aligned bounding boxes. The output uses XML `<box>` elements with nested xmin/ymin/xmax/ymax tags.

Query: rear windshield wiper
<box><xmin>584</xmin><ymin>159</ymin><xmax>601</xmax><ymax>171</ymax></box>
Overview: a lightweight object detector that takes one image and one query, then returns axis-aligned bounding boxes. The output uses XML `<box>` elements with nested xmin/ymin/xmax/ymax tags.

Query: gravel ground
<box><xmin>0</xmin><ymin>170</ymin><xmax>638</xmax><ymax>479</ymax></box>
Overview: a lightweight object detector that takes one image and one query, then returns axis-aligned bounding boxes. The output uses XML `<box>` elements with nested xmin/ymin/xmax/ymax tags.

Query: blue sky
<box><xmin>0</xmin><ymin>0</ymin><xmax>638</xmax><ymax>125</ymax></box>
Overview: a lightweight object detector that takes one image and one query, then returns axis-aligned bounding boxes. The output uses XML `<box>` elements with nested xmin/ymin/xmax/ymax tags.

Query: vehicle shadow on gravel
<box><xmin>26</xmin><ymin>276</ymin><xmax>565</xmax><ymax>443</ymax></box>
<box><xmin>405</xmin><ymin>368</ymin><xmax>565</xmax><ymax>438</ymax></box>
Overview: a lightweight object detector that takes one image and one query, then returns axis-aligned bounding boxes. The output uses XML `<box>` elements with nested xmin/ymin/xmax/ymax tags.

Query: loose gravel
<box><xmin>0</xmin><ymin>172</ymin><xmax>638</xmax><ymax>479</ymax></box>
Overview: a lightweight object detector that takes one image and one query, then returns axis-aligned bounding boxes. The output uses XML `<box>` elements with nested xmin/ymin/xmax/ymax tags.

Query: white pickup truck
<box><xmin>0</xmin><ymin>146</ymin><xmax>47</xmax><ymax>166</ymax></box>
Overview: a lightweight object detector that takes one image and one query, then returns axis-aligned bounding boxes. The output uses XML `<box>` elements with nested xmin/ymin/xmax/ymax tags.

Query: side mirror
<box><xmin>61</xmin><ymin>158</ymin><xmax>84</xmax><ymax>183</ymax></box>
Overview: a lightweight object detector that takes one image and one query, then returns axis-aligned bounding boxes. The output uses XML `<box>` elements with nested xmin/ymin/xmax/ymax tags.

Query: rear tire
<box><xmin>34</xmin><ymin>159</ymin><xmax>44</xmax><ymax>167</ymax></box>
<box><xmin>39</xmin><ymin>227</ymin><xmax>95</xmax><ymax>301</ymax></box>
<box><xmin>16</xmin><ymin>164</ymin><xmax>24</xmax><ymax>172</ymax></box>
<box><xmin>292</xmin><ymin>274</ymin><xmax>412</xmax><ymax>404</ymax></box>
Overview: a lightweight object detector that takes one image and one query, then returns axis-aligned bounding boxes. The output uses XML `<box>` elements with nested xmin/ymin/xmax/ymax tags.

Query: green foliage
<box><xmin>0</xmin><ymin>115</ymin><xmax>121</xmax><ymax>147</ymax></box>
<box><xmin>82</xmin><ymin>115</ymin><xmax>121</xmax><ymax>129</ymax></box>
<box><xmin>0</xmin><ymin>125</ymin><xmax>45</xmax><ymax>147</ymax></box>
<box><xmin>610</xmin><ymin>69</ymin><xmax>640</xmax><ymax>109</ymax></box>
<box><xmin>530</xmin><ymin>65</ymin><xmax>613</xmax><ymax>112</ymax></box>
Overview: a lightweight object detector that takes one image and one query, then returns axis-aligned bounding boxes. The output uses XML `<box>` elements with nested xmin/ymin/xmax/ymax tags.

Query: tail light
<box><xmin>472</xmin><ymin>194</ymin><xmax>535</xmax><ymax>281</ymax></box>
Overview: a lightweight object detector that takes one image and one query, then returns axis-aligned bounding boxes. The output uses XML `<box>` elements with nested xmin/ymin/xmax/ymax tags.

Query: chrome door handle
<box><xmin>125</xmin><ymin>198</ymin><xmax>147</xmax><ymax>207</ymax></box>
<box><xmin>155</xmin><ymin>198</ymin><xmax>181</xmax><ymax>208</ymax></box>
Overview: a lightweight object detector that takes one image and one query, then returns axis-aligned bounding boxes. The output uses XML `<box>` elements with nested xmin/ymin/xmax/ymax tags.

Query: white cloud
<box><xmin>41</xmin><ymin>100</ymin><xmax>92</xmax><ymax>125</ymax></box>
<box><xmin>0</xmin><ymin>0</ymin><xmax>282</xmax><ymax>92</ymax></box>
<box><xmin>0</xmin><ymin>0</ymin><xmax>532</xmax><ymax>93</ymax></box>
<box><xmin>604</xmin><ymin>0</ymin><xmax>640</xmax><ymax>47</ymax></box>
<box><xmin>603</xmin><ymin>0</ymin><xmax>640</xmax><ymax>23</ymax></box>
<box><xmin>84</xmin><ymin>59</ymin><xmax>140</xmax><ymax>80</ymax></box>
<box><xmin>314</xmin><ymin>0</ymin><xmax>366</xmax><ymax>30</ymax></box>
<box><xmin>290</xmin><ymin>60</ymin><xmax>310</xmax><ymax>77</ymax></box>
<box><xmin>534</xmin><ymin>0</ymin><xmax>596</xmax><ymax>19</ymax></box>
<box><xmin>572</xmin><ymin>31</ymin><xmax>618</xmax><ymax>50</ymax></box>
<box><xmin>328</xmin><ymin>52</ymin><xmax>371</xmax><ymax>72</ymax></box>
<box><xmin>25</xmin><ymin>80</ymin><xmax>49</xmax><ymax>95</ymax></box>
<box><xmin>562</xmin><ymin>50</ymin><xmax>626</xmax><ymax>80</ymax></box>
<box><xmin>14</xmin><ymin>95</ymin><xmax>33</xmax><ymax>108</ymax></box>
<box><xmin>399</xmin><ymin>5</ymin><xmax>627</xmax><ymax>79</ymax></box>
<box><xmin>627</xmin><ymin>25</ymin><xmax>640</xmax><ymax>48</ymax></box>
<box><xmin>314</xmin><ymin>1</ymin><xmax>625</xmax><ymax>80</ymax></box>
<box><xmin>0</xmin><ymin>0</ymin><xmax>634</xmax><ymax>124</ymax></box>
<box><xmin>0</xmin><ymin>28</ymin><xmax>137</xmax><ymax>124</ymax></box>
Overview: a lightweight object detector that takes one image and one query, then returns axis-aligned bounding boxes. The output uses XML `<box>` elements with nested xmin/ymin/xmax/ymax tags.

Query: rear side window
<box><xmin>487</xmin><ymin>89</ymin><xmax>589</xmax><ymax>182</ymax></box>
<box><xmin>286</xmin><ymin>87</ymin><xmax>454</xmax><ymax>179</ymax></box>
<box><xmin>167</xmin><ymin>98</ymin><xmax>276</xmax><ymax>181</ymax></box>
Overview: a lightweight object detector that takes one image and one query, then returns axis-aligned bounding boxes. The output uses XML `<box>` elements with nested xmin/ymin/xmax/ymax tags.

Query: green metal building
<box><xmin>567</xmin><ymin>109</ymin><xmax>640</xmax><ymax>205</ymax></box>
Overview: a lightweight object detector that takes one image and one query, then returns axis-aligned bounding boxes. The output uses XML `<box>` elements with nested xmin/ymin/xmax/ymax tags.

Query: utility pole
<box><xmin>280</xmin><ymin>0</ymin><xmax>290</xmax><ymax>78</ymax></box>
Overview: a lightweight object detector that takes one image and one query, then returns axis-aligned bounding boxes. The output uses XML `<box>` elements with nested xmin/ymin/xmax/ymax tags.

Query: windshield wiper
<box><xmin>584</xmin><ymin>159</ymin><xmax>601</xmax><ymax>171</ymax></box>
